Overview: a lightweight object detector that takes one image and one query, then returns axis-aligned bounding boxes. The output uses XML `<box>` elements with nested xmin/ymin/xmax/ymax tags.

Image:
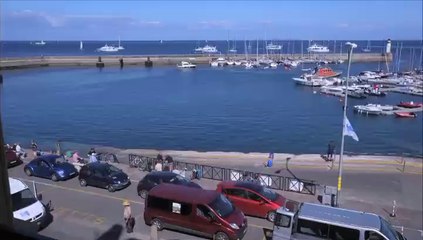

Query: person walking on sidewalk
<box><xmin>123</xmin><ymin>200</ymin><xmax>135</xmax><ymax>233</ymax></box>
<box><xmin>327</xmin><ymin>141</ymin><xmax>335</xmax><ymax>161</ymax></box>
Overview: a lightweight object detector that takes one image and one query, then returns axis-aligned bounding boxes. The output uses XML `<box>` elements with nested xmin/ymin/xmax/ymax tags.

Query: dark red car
<box><xmin>5</xmin><ymin>148</ymin><xmax>22</xmax><ymax>168</ymax></box>
<box><xmin>216</xmin><ymin>181</ymin><xmax>286</xmax><ymax>222</ymax></box>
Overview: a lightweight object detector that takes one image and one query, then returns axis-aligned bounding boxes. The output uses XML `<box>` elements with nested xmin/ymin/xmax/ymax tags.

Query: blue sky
<box><xmin>1</xmin><ymin>0</ymin><xmax>422</xmax><ymax>40</ymax></box>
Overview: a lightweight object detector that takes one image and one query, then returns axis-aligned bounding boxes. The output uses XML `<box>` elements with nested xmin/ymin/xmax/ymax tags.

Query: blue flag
<box><xmin>343</xmin><ymin>117</ymin><xmax>359</xmax><ymax>141</ymax></box>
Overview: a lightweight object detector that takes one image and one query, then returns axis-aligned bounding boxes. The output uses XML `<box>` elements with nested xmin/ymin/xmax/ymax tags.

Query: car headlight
<box><xmin>229</xmin><ymin>223</ymin><xmax>239</xmax><ymax>229</ymax></box>
<box><xmin>57</xmin><ymin>170</ymin><xmax>65</xmax><ymax>176</ymax></box>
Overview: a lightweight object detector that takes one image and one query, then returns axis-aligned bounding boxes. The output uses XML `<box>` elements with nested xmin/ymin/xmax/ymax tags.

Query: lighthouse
<box><xmin>386</xmin><ymin>39</ymin><xmax>392</xmax><ymax>54</ymax></box>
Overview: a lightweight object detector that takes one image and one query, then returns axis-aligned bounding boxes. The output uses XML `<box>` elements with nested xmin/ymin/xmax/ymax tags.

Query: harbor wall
<box><xmin>0</xmin><ymin>53</ymin><xmax>393</xmax><ymax>70</ymax></box>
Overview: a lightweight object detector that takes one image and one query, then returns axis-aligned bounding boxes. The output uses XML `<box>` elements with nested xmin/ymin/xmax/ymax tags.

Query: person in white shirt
<box><xmin>154</xmin><ymin>161</ymin><xmax>163</xmax><ymax>172</ymax></box>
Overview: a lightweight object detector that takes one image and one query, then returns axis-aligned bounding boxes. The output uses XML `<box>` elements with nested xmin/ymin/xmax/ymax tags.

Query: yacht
<box><xmin>177</xmin><ymin>61</ymin><xmax>196</xmax><ymax>68</ymax></box>
<box><xmin>228</xmin><ymin>48</ymin><xmax>237</xmax><ymax>53</ymax></box>
<box><xmin>202</xmin><ymin>45</ymin><xmax>218</xmax><ymax>53</ymax></box>
<box><xmin>354</xmin><ymin>104</ymin><xmax>384</xmax><ymax>115</ymax></box>
<box><xmin>307</xmin><ymin>44</ymin><xmax>330</xmax><ymax>53</ymax></box>
<box><xmin>194</xmin><ymin>46</ymin><xmax>204</xmax><ymax>52</ymax></box>
<box><xmin>266</xmin><ymin>43</ymin><xmax>282</xmax><ymax>50</ymax></box>
<box><xmin>97</xmin><ymin>44</ymin><xmax>119</xmax><ymax>52</ymax></box>
<box><xmin>34</xmin><ymin>40</ymin><xmax>46</xmax><ymax>45</ymax></box>
<box><xmin>293</xmin><ymin>75</ymin><xmax>325</xmax><ymax>87</ymax></box>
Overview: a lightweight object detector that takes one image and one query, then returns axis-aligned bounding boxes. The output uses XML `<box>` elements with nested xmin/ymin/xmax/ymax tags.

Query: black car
<box><xmin>137</xmin><ymin>171</ymin><xmax>201</xmax><ymax>199</ymax></box>
<box><xmin>78</xmin><ymin>162</ymin><xmax>130</xmax><ymax>192</ymax></box>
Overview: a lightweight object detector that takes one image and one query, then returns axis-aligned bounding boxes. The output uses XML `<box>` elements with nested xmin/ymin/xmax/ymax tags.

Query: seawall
<box><xmin>0</xmin><ymin>53</ymin><xmax>393</xmax><ymax>70</ymax></box>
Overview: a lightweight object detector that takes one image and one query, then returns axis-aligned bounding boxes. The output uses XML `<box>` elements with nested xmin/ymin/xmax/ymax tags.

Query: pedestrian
<box><xmin>154</xmin><ymin>160</ymin><xmax>163</xmax><ymax>172</ymax></box>
<box><xmin>31</xmin><ymin>140</ymin><xmax>38</xmax><ymax>151</ymax></box>
<box><xmin>264</xmin><ymin>152</ymin><xmax>274</xmax><ymax>167</ymax></box>
<box><xmin>123</xmin><ymin>200</ymin><xmax>135</xmax><ymax>233</ymax></box>
<box><xmin>327</xmin><ymin>141</ymin><xmax>335</xmax><ymax>161</ymax></box>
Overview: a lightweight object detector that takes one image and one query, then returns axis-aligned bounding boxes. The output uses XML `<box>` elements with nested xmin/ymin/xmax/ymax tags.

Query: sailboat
<box><xmin>34</xmin><ymin>40</ymin><xmax>46</xmax><ymax>46</ymax></box>
<box><xmin>229</xmin><ymin>39</ymin><xmax>237</xmax><ymax>53</ymax></box>
<box><xmin>116</xmin><ymin>36</ymin><xmax>124</xmax><ymax>50</ymax></box>
<box><xmin>80</xmin><ymin>41</ymin><xmax>84</xmax><ymax>50</ymax></box>
<box><xmin>362</xmin><ymin>40</ymin><xmax>371</xmax><ymax>52</ymax></box>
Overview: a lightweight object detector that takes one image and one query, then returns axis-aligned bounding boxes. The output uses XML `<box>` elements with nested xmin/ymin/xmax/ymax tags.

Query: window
<box><xmin>196</xmin><ymin>204</ymin><xmax>211</xmax><ymax>220</ymax></box>
<box><xmin>297</xmin><ymin>219</ymin><xmax>329</xmax><ymax>238</ymax></box>
<box><xmin>93</xmin><ymin>169</ymin><xmax>104</xmax><ymax>177</ymax></box>
<box><xmin>11</xmin><ymin>189</ymin><xmax>37</xmax><ymax>212</ymax></box>
<box><xmin>329</xmin><ymin>225</ymin><xmax>360</xmax><ymax>240</ymax></box>
<box><xmin>274</xmin><ymin>213</ymin><xmax>291</xmax><ymax>228</ymax></box>
<box><xmin>209</xmin><ymin>194</ymin><xmax>234</xmax><ymax>218</ymax></box>
<box><xmin>246</xmin><ymin>191</ymin><xmax>262</xmax><ymax>201</ymax></box>
<box><xmin>365</xmin><ymin>231</ymin><xmax>386</xmax><ymax>240</ymax></box>
<box><xmin>40</xmin><ymin>160</ymin><xmax>49</xmax><ymax>168</ymax></box>
<box><xmin>172</xmin><ymin>202</ymin><xmax>192</xmax><ymax>216</ymax></box>
<box><xmin>147</xmin><ymin>196</ymin><xmax>170</xmax><ymax>211</ymax></box>
<box><xmin>224</xmin><ymin>188</ymin><xmax>246</xmax><ymax>198</ymax></box>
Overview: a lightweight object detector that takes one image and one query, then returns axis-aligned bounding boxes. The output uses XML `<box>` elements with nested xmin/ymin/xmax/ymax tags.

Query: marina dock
<box><xmin>0</xmin><ymin>53</ymin><xmax>392</xmax><ymax>70</ymax></box>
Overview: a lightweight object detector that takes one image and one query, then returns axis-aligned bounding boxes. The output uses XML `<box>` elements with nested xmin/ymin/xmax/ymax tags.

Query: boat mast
<box><xmin>397</xmin><ymin>42</ymin><xmax>403</xmax><ymax>72</ymax></box>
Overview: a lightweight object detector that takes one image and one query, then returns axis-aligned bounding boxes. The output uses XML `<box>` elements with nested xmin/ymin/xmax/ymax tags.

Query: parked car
<box><xmin>216</xmin><ymin>181</ymin><xmax>286</xmax><ymax>222</ymax></box>
<box><xmin>137</xmin><ymin>171</ymin><xmax>201</xmax><ymax>199</ymax></box>
<box><xmin>144</xmin><ymin>183</ymin><xmax>247</xmax><ymax>240</ymax></box>
<box><xmin>24</xmin><ymin>155</ymin><xmax>78</xmax><ymax>181</ymax></box>
<box><xmin>78</xmin><ymin>162</ymin><xmax>130</xmax><ymax>192</ymax></box>
<box><xmin>6</xmin><ymin>148</ymin><xmax>22</xmax><ymax>168</ymax></box>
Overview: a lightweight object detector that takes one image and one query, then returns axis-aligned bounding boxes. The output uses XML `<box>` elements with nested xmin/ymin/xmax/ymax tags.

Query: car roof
<box><xmin>147</xmin><ymin>171</ymin><xmax>177</xmax><ymax>178</ymax></box>
<box><xmin>299</xmin><ymin>203</ymin><xmax>381</xmax><ymax>229</ymax></box>
<box><xmin>36</xmin><ymin>154</ymin><xmax>61</xmax><ymax>163</ymax></box>
<box><xmin>149</xmin><ymin>183</ymin><xmax>218</xmax><ymax>205</ymax></box>
<box><xmin>220</xmin><ymin>181</ymin><xmax>263</xmax><ymax>193</ymax></box>
<box><xmin>85</xmin><ymin>162</ymin><xmax>110</xmax><ymax>169</ymax></box>
<box><xmin>9</xmin><ymin>178</ymin><xmax>29</xmax><ymax>195</ymax></box>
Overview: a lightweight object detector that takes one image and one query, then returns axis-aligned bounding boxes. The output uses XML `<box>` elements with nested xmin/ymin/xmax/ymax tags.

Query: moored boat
<box><xmin>177</xmin><ymin>61</ymin><xmax>196</xmax><ymax>68</ymax></box>
<box><xmin>397</xmin><ymin>101</ymin><xmax>423</xmax><ymax>108</ymax></box>
<box><xmin>395</xmin><ymin>112</ymin><xmax>417</xmax><ymax>118</ymax></box>
<box><xmin>313</xmin><ymin>67</ymin><xmax>342</xmax><ymax>78</ymax></box>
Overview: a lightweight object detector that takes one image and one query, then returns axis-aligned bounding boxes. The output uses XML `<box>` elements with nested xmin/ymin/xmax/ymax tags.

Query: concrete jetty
<box><xmin>0</xmin><ymin>53</ymin><xmax>392</xmax><ymax>70</ymax></box>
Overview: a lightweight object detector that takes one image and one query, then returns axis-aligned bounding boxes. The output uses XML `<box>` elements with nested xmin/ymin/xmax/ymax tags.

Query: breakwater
<box><xmin>0</xmin><ymin>53</ymin><xmax>392</xmax><ymax>70</ymax></box>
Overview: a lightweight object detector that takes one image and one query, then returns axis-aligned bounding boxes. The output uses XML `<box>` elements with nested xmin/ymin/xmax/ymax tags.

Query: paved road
<box><xmin>7</xmin><ymin>159</ymin><xmax>423</xmax><ymax>240</ymax></box>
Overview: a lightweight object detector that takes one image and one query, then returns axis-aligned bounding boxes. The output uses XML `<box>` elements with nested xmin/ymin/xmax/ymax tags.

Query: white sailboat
<box><xmin>80</xmin><ymin>41</ymin><xmax>83</xmax><ymax>50</ymax></box>
<box><xmin>116</xmin><ymin>37</ymin><xmax>124</xmax><ymax>50</ymax></box>
<box><xmin>34</xmin><ymin>40</ymin><xmax>46</xmax><ymax>46</ymax></box>
<box><xmin>362</xmin><ymin>40</ymin><xmax>371</xmax><ymax>52</ymax></box>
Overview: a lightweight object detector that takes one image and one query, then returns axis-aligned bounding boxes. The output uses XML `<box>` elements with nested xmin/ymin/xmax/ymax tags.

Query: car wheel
<box><xmin>79</xmin><ymin>179</ymin><xmax>87</xmax><ymax>187</ymax></box>
<box><xmin>24</xmin><ymin>168</ymin><xmax>32</xmax><ymax>176</ymax></box>
<box><xmin>151</xmin><ymin>218</ymin><xmax>164</xmax><ymax>231</ymax></box>
<box><xmin>139</xmin><ymin>189</ymin><xmax>148</xmax><ymax>199</ymax></box>
<box><xmin>215</xmin><ymin>231</ymin><xmax>229</xmax><ymax>240</ymax></box>
<box><xmin>51</xmin><ymin>174</ymin><xmax>58</xmax><ymax>182</ymax></box>
<box><xmin>107</xmin><ymin>185</ymin><xmax>115</xmax><ymax>192</ymax></box>
<box><xmin>267</xmin><ymin>211</ymin><xmax>276</xmax><ymax>222</ymax></box>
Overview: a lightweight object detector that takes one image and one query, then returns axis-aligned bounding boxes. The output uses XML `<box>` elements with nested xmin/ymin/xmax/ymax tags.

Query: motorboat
<box><xmin>227</xmin><ymin>60</ymin><xmax>235</xmax><ymax>65</ymax></box>
<box><xmin>177</xmin><ymin>61</ymin><xmax>196</xmax><ymax>68</ymax></box>
<box><xmin>228</xmin><ymin>48</ymin><xmax>237</xmax><ymax>53</ymax></box>
<box><xmin>201</xmin><ymin>45</ymin><xmax>218</xmax><ymax>53</ymax></box>
<box><xmin>266</xmin><ymin>43</ymin><xmax>282</xmax><ymax>51</ymax></box>
<box><xmin>395</xmin><ymin>112</ymin><xmax>417</xmax><ymax>118</ymax></box>
<box><xmin>364</xmin><ymin>88</ymin><xmax>387</xmax><ymax>96</ymax></box>
<box><xmin>353</xmin><ymin>104</ymin><xmax>384</xmax><ymax>115</ymax></box>
<box><xmin>313</xmin><ymin>67</ymin><xmax>342</xmax><ymax>78</ymax></box>
<box><xmin>320</xmin><ymin>86</ymin><xmax>344</xmax><ymax>96</ymax></box>
<box><xmin>97</xmin><ymin>44</ymin><xmax>119</xmax><ymax>52</ymax></box>
<box><xmin>270</xmin><ymin>62</ymin><xmax>278</xmax><ymax>68</ymax></box>
<box><xmin>34</xmin><ymin>40</ymin><xmax>46</xmax><ymax>45</ymax></box>
<box><xmin>293</xmin><ymin>75</ymin><xmax>324</xmax><ymax>87</ymax></box>
<box><xmin>245</xmin><ymin>62</ymin><xmax>253</xmax><ymax>69</ymax></box>
<box><xmin>194</xmin><ymin>47</ymin><xmax>204</xmax><ymax>52</ymax></box>
<box><xmin>234</xmin><ymin>61</ymin><xmax>242</xmax><ymax>66</ymax></box>
<box><xmin>210</xmin><ymin>61</ymin><xmax>219</xmax><ymax>67</ymax></box>
<box><xmin>307</xmin><ymin>44</ymin><xmax>330</xmax><ymax>53</ymax></box>
<box><xmin>216</xmin><ymin>57</ymin><xmax>227</xmax><ymax>66</ymax></box>
<box><xmin>397</xmin><ymin>101</ymin><xmax>423</xmax><ymax>108</ymax></box>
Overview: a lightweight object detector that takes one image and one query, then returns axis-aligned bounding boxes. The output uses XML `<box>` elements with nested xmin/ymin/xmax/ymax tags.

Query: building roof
<box><xmin>9</xmin><ymin>178</ymin><xmax>28</xmax><ymax>195</ymax></box>
<box><xmin>149</xmin><ymin>183</ymin><xmax>218</xmax><ymax>205</ymax></box>
<box><xmin>299</xmin><ymin>203</ymin><xmax>381</xmax><ymax>230</ymax></box>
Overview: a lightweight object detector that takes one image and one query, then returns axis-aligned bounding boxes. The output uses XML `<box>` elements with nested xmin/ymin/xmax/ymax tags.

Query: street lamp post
<box><xmin>336</xmin><ymin>42</ymin><xmax>357</xmax><ymax>207</ymax></box>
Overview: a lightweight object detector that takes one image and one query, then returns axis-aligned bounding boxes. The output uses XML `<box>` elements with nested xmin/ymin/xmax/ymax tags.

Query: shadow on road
<box><xmin>96</xmin><ymin>224</ymin><xmax>123</xmax><ymax>240</ymax></box>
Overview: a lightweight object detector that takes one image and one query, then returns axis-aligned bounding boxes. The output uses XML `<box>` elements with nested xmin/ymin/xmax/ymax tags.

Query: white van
<box><xmin>9</xmin><ymin>178</ymin><xmax>45</xmax><ymax>227</ymax></box>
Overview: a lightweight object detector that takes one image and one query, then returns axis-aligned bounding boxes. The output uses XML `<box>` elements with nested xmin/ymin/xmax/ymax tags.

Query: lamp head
<box><xmin>345</xmin><ymin>42</ymin><xmax>357</xmax><ymax>49</ymax></box>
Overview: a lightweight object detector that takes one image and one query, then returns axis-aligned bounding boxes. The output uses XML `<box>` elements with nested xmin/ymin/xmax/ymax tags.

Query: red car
<box><xmin>216</xmin><ymin>181</ymin><xmax>286</xmax><ymax>222</ymax></box>
<box><xmin>5</xmin><ymin>148</ymin><xmax>22</xmax><ymax>168</ymax></box>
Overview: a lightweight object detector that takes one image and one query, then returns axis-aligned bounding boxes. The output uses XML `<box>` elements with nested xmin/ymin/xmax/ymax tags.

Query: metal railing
<box><xmin>128</xmin><ymin>154</ymin><xmax>317</xmax><ymax>195</ymax></box>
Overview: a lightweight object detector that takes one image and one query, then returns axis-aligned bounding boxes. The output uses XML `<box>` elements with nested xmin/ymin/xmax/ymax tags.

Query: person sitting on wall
<box><xmin>264</xmin><ymin>152</ymin><xmax>274</xmax><ymax>167</ymax></box>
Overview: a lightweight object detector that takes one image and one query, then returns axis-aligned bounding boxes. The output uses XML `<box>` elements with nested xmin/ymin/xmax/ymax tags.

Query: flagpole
<box><xmin>336</xmin><ymin>42</ymin><xmax>356</xmax><ymax>207</ymax></box>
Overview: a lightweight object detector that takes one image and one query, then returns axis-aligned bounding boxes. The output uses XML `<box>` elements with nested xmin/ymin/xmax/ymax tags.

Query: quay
<box><xmin>0</xmin><ymin>53</ymin><xmax>392</xmax><ymax>70</ymax></box>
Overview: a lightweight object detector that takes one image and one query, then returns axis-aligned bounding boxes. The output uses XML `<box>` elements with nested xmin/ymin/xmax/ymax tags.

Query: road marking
<box><xmin>16</xmin><ymin>177</ymin><xmax>145</xmax><ymax>205</ymax></box>
<box><xmin>54</xmin><ymin>207</ymin><xmax>106</xmax><ymax>225</ymax></box>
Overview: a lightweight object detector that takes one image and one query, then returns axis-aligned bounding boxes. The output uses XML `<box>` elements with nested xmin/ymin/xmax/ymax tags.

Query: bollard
<box><xmin>119</xmin><ymin>58</ymin><xmax>124</xmax><ymax>68</ymax></box>
<box><xmin>390</xmin><ymin>200</ymin><xmax>396</xmax><ymax>217</ymax></box>
<box><xmin>402</xmin><ymin>159</ymin><xmax>406</xmax><ymax>173</ymax></box>
<box><xmin>150</xmin><ymin>224</ymin><xmax>158</xmax><ymax>240</ymax></box>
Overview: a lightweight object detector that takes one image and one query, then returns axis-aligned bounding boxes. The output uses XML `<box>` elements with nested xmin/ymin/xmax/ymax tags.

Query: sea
<box><xmin>1</xmin><ymin>40</ymin><xmax>422</xmax><ymax>156</ymax></box>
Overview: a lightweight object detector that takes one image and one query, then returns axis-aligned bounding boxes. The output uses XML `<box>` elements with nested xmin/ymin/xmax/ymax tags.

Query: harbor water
<box><xmin>2</xmin><ymin>63</ymin><xmax>422</xmax><ymax>156</ymax></box>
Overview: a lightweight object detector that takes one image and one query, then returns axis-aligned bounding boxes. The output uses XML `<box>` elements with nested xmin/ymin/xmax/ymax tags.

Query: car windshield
<box><xmin>51</xmin><ymin>156</ymin><xmax>66</xmax><ymax>166</ymax></box>
<box><xmin>11</xmin><ymin>189</ymin><xmax>38</xmax><ymax>212</ymax></box>
<box><xmin>169</xmin><ymin>175</ymin><xmax>189</xmax><ymax>184</ymax></box>
<box><xmin>380</xmin><ymin>217</ymin><xmax>400</xmax><ymax>240</ymax></box>
<box><xmin>260</xmin><ymin>187</ymin><xmax>278</xmax><ymax>201</ymax></box>
<box><xmin>209</xmin><ymin>194</ymin><xmax>234</xmax><ymax>218</ymax></box>
<box><xmin>106</xmin><ymin>165</ymin><xmax>121</xmax><ymax>175</ymax></box>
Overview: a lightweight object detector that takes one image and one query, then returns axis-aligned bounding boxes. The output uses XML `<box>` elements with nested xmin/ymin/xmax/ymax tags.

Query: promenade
<box><xmin>8</xmin><ymin>144</ymin><xmax>422</xmax><ymax>239</ymax></box>
<box><xmin>0</xmin><ymin>52</ymin><xmax>392</xmax><ymax>70</ymax></box>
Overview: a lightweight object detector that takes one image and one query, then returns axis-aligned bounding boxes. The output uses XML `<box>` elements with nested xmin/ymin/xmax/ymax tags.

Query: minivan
<box><xmin>9</xmin><ymin>178</ymin><xmax>45</xmax><ymax>228</ymax></box>
<box><xmin>144</xmin><ymin>183</ymin><xmax>247</xmax><ymax>240</ymax></box>
<box><xmin>217</xmin><ymin>181</ymin><xmax>286</xmax><ymax>222</ymax></box>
